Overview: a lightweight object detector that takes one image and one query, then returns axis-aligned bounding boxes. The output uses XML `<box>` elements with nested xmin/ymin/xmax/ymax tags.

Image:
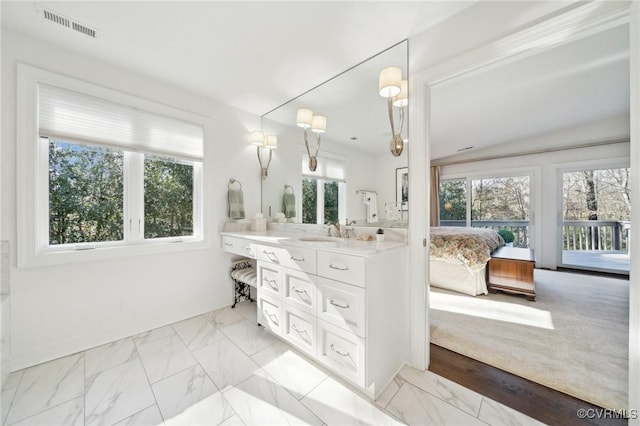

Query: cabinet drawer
<box><xmin>258</xmin><ymin>294</ymin><xmax>283</xmax><ymax>336</ymax></box>
<box><xmin>489</xmin><ymin>259</ymin><xmax>534</xmax><ymax>288</ymax></box>
<box><xmin>317</xmin><ymin>251</ymin><xmax>365</xmax><ymax>287</ymax></box>
<box><xmin>282</xmin><ymin>305</ymin><xmax>317</xmax><ymax>357</ymax></box>
<box><xmin>283</xmin><ymin>269</ymin><xmax>317</xmax><ymax>314</ymax></box>
<box><xmin>317</xmin><ymin>277</ymin><xmax>365</xmax><ymax>338</ymax></box>
<box><xmin>221</xmin><ymin>236</ymin><xmax>256</xmax><ymax>258</ymax></box>
<box><xmin>257</xmin><ymin>261</ymin><xmax>282</xmax><ymax>298</ymax></box>
<box><xmin>281</xmin><ymin>246</ymin><xmax>317</xmax><ymax>274</ymax></box>
<box><xmin>256</xmin><ymin>245</ymin><xmax>316</xmax><ymax>274</ymax></box>
<box><xmin>317</xmin><ymin>321</ymin><xmax>365</xmax><ymax>387</ymax></box>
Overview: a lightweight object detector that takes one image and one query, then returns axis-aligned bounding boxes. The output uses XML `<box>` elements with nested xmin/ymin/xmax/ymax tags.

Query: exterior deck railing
<box><xmin>562</xmin><ymin>220</ymin><xmax>630</xmax><ymax>251</ymax></box>
<box><xmin>438</xmin><ymin>219</ymin><xmax>630</xmax><ymax>251</ymax></box>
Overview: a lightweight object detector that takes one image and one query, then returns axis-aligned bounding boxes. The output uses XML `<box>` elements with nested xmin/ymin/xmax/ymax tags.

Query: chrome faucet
<box><xmin>343</xmin><ymin>227</ymin><xmax>354</xmax><ymax>239</ymax></box>
<box><xmin>342</xmin><ymin>219</ymin><xmax>357</xmax><ymax>239</ymax></box>
<box><xmin>326</xmin><ymin>222</ymin><xmax>341</xmax><ymax>238</ymax></box>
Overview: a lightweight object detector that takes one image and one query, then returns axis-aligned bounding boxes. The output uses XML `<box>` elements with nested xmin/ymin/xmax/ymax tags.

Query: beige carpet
<box><xmin>430</xmin><ymin>269</ymin><xmax>629</xmax><ymax>410</ymax></box>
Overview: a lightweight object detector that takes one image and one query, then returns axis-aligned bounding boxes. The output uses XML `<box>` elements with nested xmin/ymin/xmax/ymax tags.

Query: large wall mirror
<box><xmin>260</xmin><ymin>40</ymin><xmax>408</xmax><ymax>227</ymax></box>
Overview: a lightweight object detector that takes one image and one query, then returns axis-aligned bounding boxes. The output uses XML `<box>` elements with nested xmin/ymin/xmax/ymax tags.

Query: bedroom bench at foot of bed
<box><xmin>488</xmin><ymin>246</ymin><xmax>536</xmax><ymax>301</ymax></box>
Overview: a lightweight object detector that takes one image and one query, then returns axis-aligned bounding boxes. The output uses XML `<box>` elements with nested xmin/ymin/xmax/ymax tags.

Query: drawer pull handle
<box><xmin>330</xmin><ymin>344</ymin><xmax>350</xmax><ymax>357</ymax></box>
<box><xmin>264</xmin><ymin>311</ymin><xmax>279</xmax><ymax>326</ymax></box>
<box><xmin>224</xmin><ymin>242</ymin><xmax>233</xmax><ymax>246</ymax></box>
<box><xmin>291</xmin><ymin>255</ymin><xmax>305</xmax><ymax>261</ymax></box>
<box><xmin>329</xmin><ymin>264</ymin><xmax>349</xmax><ymax>271</ymax></box>
<box><xmin>292</xmin><ymin>287</ymin><xmax>310</xmax><ymax>298</ymax></box>
<box><xmin>263</xmin><ymin>277</ymin><xmax>279</xmax><ymax>291</ymax></box>
<box><xmin>291</xmin><ymin>324</ymin><xmax>310</xmax><ymax>341</ymax></box>
<box><xmin>330</xmin><ymin>299</ymin><xmax>350</xmax><ymax>309</ymax></box>
<box><xmin>263</xmin><ymin>250</ymin><xmax>280</xmax><ymax>264</ymax></box>
<box><xmin>244</xmin><ymin>246</ymin><xmax>255</xmax><ymax>256</ymax></box>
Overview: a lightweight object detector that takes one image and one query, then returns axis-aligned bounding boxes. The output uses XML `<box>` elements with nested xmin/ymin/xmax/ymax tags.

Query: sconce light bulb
<box><xmin>392</xmin><ymin>80</ymin><xmax>408</xmax><ymax>107</ymax></box>
<box><xmin>379</xmin><ymin>66</ymin><xmax>402</xmax><ymax>98</ymax></box>
<box><xmin>311</xmin><ymin>115</ymin><xmax>327</xmax><ymax>134</ymax></box>
<box><xmin>265</xmin><ymin>134</ymin><xmax>278</xmax><ymax>150</ymax></box>
<box><xmin>249</xmin><ymin>130</ymin><xmax>265</xmax><ymax>146</ymax></box>
<box><xmin>296</xmin><ymin>108</ymin><xmax>313</xmax><ymax>129</ymax></box>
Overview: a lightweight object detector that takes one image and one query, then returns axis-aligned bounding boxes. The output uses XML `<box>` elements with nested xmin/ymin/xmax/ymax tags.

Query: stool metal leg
<box><xmin>230</xmin><ymin>258</ymin><xmax>255</xmax><ymax>308</ymax></box>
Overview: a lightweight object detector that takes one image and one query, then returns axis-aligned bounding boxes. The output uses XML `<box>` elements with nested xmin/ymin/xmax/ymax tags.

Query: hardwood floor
<box><xmin>429</xmin><ymin>344</ymin><xmax>628</xmax><ymax>426</ymax></box>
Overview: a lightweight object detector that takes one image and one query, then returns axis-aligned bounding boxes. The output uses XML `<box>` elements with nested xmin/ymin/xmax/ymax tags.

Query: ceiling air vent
<box><xmin>38</xmin><ymin>5</ymin><xmax>99</xmax><ymax>39</ymax></box>
<box><xmin>42</xmin><ymin>9</ymin><xmax>70</xmax><ymax>28</ymax></box>
<box><xmin>72</xmin><ymin>21</ymin><xmax>97</xmax><ymax>38</ymax></box>
<box><xmin>456</xmin><ymin>146</ymin><xmax>474</xmax><ymax>152</ymax></box>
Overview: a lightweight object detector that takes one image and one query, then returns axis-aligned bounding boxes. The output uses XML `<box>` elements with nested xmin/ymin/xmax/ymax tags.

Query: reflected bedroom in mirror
<box><xmin>259</xmin><ymin>40</ymin><xmax>409</xmax><ymax>228</ymax></box>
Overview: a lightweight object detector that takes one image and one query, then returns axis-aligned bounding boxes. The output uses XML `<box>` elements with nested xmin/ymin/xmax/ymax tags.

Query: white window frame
<box><xmin>300</xmin><ymin>151</ymin><xmax>347</xmax><ymax>225</ymax></box>
<box><xmin>440</xmin><ymin>167</ymin><xmax>539</xmax><ymax>228</ymax></box>
<box><xmin>302</xmin><ymin>177</ymin><xmax>346</xmax><ymax>225</ymax></box>
<box><xmin>17</xmin><ymin>64</ymin><xmax>208</xmax><ymax>267</ymax></box>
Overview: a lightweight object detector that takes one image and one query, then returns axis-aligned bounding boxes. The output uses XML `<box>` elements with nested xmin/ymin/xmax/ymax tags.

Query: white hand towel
<box><xmin>365</xmin><ymin>192</ymin><xmax>378</xmax><ymax>223</ymax></box>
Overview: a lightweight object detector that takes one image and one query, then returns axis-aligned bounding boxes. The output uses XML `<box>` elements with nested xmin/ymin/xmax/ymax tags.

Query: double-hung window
<box><xmin>301</xmin><ymin>154</ymin><xmax>346</xmax><ymax>225</ymax></box>
<box><xmin>17</xmin><ymin>65</ymin><xmax>205</xmax><ymax>266</ymax></box>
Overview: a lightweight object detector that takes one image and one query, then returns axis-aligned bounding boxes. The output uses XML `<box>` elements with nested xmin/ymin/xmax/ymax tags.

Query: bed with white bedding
<box><xmin>429</xmin><ymin>227</ymin><xmax>504</xmax><ymax>296</ymax></box>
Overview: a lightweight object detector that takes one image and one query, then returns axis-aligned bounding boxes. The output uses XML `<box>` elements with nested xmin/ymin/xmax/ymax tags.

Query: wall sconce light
<box><xmin>250</xmin><ymin>130</ymin><xmax>278</xmax><ymax>179</ymax></box>
<box><xmin>379</xmin><ymin>66</ymin><xmax>408</xmax><ymax>157</ymax></box>
<box><xmin>296</xmin><ymin>108</ymin><xmax>327</xmax><ymax>172</ymax></box>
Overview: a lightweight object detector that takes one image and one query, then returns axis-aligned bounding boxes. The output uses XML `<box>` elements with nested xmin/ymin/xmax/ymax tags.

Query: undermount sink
<box><xmin>296</xmin><ymin>236</ymin><xmax>342</xmax><ymax>245</ymax></box>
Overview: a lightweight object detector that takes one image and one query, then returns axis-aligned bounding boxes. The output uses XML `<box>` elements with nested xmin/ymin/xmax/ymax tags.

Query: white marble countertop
<box><xmin>220</xmin><ymin>229</ymin><xmax>406</xmax><ymax>256</ymax></box>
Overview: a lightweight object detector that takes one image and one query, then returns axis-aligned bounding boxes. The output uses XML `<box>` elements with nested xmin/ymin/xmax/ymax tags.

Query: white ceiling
<box><xmin>1</xmin><ymin>1</ymin><xmax>474</xmax><ymax>116</ymax></box>
<box><xmin>430</xmin><ymin>24</ymin><xmax>630</xmax><ymax>160</ymax></box>
<box><xmin>1</xmin><ymin>2</ymin><xmax>630</xmax><ymax>159</ymax></box>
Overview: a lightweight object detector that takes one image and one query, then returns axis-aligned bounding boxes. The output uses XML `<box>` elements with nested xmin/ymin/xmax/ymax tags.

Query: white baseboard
<box><xmin>9</xmin><ymin>300</ymin><xmax>228</xmax><ymax>372</ymax></box>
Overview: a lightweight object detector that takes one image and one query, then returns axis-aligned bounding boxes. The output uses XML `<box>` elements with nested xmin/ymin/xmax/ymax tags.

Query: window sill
<box><xmin>19</xmin><ymin>238</ymin><xmax>211</xmax><ymax>268</ymax></box>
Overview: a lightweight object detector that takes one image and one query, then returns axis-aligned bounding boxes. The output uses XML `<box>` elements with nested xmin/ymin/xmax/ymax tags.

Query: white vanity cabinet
<box><xmin>255</xmin><ymin>244</ymin><xmax>316</xmax><ymax>273</ymax></box>
<box><xmin>251</xmin><ymin>240</ymin><xmax>405</xmax><ymax>399</ymax></box>
<box><xmin>256</xmin><ymin>244</ymin><xmax>319</xmax><ymax>357</ymax></box>
<box><xmin>220</xmin><ymin>235</ymin><xmax>256</xmax><ymax>258</ymax></box>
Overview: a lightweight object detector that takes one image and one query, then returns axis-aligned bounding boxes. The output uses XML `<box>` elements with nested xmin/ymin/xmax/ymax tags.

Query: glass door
<box><xmin>560</xmin><ymin>167</ymin><xmax>630</xmax><ymax>273</ymax></box>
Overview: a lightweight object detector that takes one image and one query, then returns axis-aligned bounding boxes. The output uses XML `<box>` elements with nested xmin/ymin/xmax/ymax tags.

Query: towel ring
<box><xmin>228</xmin><ymin>178</ymin><xmax>242</xmax><ymax>189</ymax></box>
<box><xmin>284</xmin><ymin>184</ymin><xmax>294</xmax><ymax>194</ymax></box>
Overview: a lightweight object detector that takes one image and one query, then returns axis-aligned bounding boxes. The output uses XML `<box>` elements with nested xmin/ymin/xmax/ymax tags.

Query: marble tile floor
<box><xmin>1</xmin><ymin>301</ymin><xmax>545</xmax><ymax>426</ymax></box>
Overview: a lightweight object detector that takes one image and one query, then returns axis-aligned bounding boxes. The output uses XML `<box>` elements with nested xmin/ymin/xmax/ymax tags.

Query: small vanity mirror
<box><xmin>261</xmin><ymin>40</ymin><xmax>409</xmax><ymax>227</ymax></box>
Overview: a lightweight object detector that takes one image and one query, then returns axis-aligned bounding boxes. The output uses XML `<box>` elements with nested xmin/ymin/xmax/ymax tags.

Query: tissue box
<box><xmin>250</xmin><ymin>218</ymin><xmax>266</xmax><ymax>231</ymax></box>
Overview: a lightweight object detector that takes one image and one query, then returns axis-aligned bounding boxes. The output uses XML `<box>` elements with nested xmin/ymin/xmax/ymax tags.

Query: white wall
<box><xmin>374</xmin><ymin>150</ymin><xmax>408</xmax><ymax>218</ymax></box>
<box><xmin>0</xmin><ymin>0</ymin><xmax>8</xmax><ymax>391</ymax></box>
<box><xmin>434</xmin><ymin>114</ymin><xmax>629</xmax><ymax>164</ymax></box>
<box><xmin>1</xmin><ymin>30</ymin><xmax>262</xmax><ymax>370</ymax></box>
